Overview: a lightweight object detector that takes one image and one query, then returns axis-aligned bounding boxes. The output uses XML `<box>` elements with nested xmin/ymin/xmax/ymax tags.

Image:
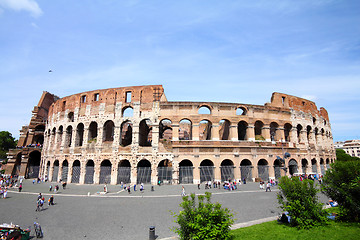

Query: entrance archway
<box><xmin>240</xmin><ymin>159</ymin><xmax>252</xmax><ymax>182</ymax></box>
<box><xmin>61</xmin><ymin>160</ymin><xmax>69</xmax><ymax>182</ymax></box>
<box><xmin>52</xmin><ymin>160</ymin><xmax>59</xmax><ymax>182</ymax></box>
<box><xmin>117</xmin><ymin>160</ymin><xmax>131</xmax><ymax>184</ymax></box>
<box><xmin>27</xmin><ymin>151</ymin><xmax>41</xmax><ymax>179</ymax></box>
<box><xmin>257</xmin><ymin>159</ymin><xmax>269</xmax><ymax>181</ymax></box>
<box><xmin>12</xmin><ymin>153</ymin><xmax>22</xmax><ymax>176</ymax></box>
<box><xmin>85</xmin><ymin>160</ymin><xmax>94</xmax><ymax>184</ymax></box>
<box><xmin>99</xmin><ymin>160</ymin><xmax>112</xmax><ymax>184</ymax></box>
<box><xmin>273</xmin><ymin>159</ymin><xmax>281</xmax><ymax>179</ymax></box>
<box><xmin>288</xmin><ymin>159</ymin><xmax>298</xmax><ymax>175</ymax></box>
<box><xmin>158</xmin><ymin>159</ymin><xmax>172</xmax><ymax>184</ymax></box>
<box><xmin>137</xmin><ymin>160</ymin><xmax>151</xmax><ymax>184</ymax></box>
<box><xmin>179</xmin><ymin>160</ymin><xmax>193</xmax><ymax>184</ymax></box>
<box><xmin>71</xmin><ymin>160</ymin><xmax>81</xmax><ymax>183</ymax></box>
<box><xmin>199</xmin><ymin>159</ymin><xmax>214</xmax><ymax>183</ymax></box>
<box><xmin>220</xmin><ymin>159</ymin><xmax>234</xmax><ymax>182</ymax></box>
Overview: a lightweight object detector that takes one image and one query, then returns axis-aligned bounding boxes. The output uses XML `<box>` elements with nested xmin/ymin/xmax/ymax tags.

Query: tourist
<box><xmin>127</xmin><ymin>186</ymin><xmax>131</xmax><ymax>194</ymax></box>
<box><xmin>266</xmin><ymin>181</ymin><xmax>271</xmax><ymax>192</ymax></box>
<box><xmin>18</xmin><ymin>184</ymin><xmax>22</xmax><ymax>192</ymax></box>
<box><xmin>48</xmin><ymin>195</ymin><xmax>54</xmax><ymax>206</ymax></box>
<box><xmin>140</xmin><ymin>183</ymin><xmax>144</xmax><ymax>192</ymax></box>
<box><xmin>49</xmin><ymin>185</ymin><xmax>53</xmax><ymax>192</ymax></box>
<box><xmin>133</xmin><ymin>184</ymin><xmax>136</xmax><ymax>191</ymax></box>
<box><xmin>104</xmin><ymin>184</ymin><xmax>107</xmax><ymax>193</ymax></box>
<box><xmin>3</xmin><ymin>188</ymin><xmax>8</xmax><ymax>199</ymax></box>
<box><xmin>62</xmin><ymin>181</ymin><xmax>67</xmax><ymax>189</ymax></box>
<box><xmin>198</xmin><ymin>183</ymin><xmax>200</xmax><ymax>190</ymax></box>
<box><xmin>181</xmin><ymin>186</ymin><xmax>186</xmax><ymax>196</ymax></box>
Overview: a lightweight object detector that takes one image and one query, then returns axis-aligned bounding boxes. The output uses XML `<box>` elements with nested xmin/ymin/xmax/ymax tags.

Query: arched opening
<box><xmin>220</xmin><ymin>159</ymin><xmax>234</xmax><ymax>182</ymax></box>
<box><xmin>68</xmin><ymin>112</ymin><xmax>74</xmax><ymax>122</ymax></box>
<box><xmin>179</xmin><ymin>160</ymin><xmax>193</xmax><ymax>184</ymax></box>
<box><xmin>51</xmin><ymin>128</ymin><xmax>56</xmax><ymax>146</ymax></box>
<box><xmin>297</xmin><ymin>124</ymin><xmax>303</xmax><ymax>143</ymax></box>
<box><xmin>137</xmin><ymin>159</ymin><xmax>151</xmax><ymax>184</ymax></box>
<box><xmin>288</xmin><ymin>159</ymin><xmax>298</xmax><ymax>176</ymax></box>
<box><xmin>117</xmin><ymin>160</ymin><xmax>131</xmax><ymax>184</ymax></box>
<box><xmin>302</xmin><ymin>159</ymin><xmax>308</xmax><ymax>174</ymax></box>
<box><xmin>199</xmin><ymin>120</ymin><xmax>212</xmax><ymax>140</ymax></box>
<box><xmin>46</xmin><ymin>161</ymin><xmax>50</xmax><ymax>179</ymax></box>
<box><xmin>240</xmin><ymin>159</ymin><xmax>252</xmax><ymax>182</ymax></box>
<box><xmin>88</xmin><ymin>122</ymin><xmax>98</xmax><ymax>143</ymax></box>
<box><xmin>199</xmin><ymin>159</ymin><xmax>214</xmax><ymax>183</ymax></box>
<box><xmin>273</xmin><ymin>159</ymin><xmax>281</xmax><ymax>179</ymax></box>
<box><xmin>326</xmin><ymin>158</ymin><xmax>330</xmax><ymax>170</ymax></box>
<box><xmin>52</xmin><ymin>160</ymin><xmax>59</xmax><ymax>182</ymax></box>
<box><xmin>159</xmin><ymin>119</ymin><xmax>172</xmax><ymax>140</ymax></box>
<box><xmin>99</xmin><ymin>160</ymin><xmax>112</xmax><ymax>184</ymax></box>
<box><xmin>65</xmin><ymin>126</ymin><xmax>73</xmax><ymax>147</ymax></box>
<box><xmin>236</xmin><ymin>107</ymin><xmax>247</xmax><ymax>115</ymax></box>
<box><xmin>27</xmin><ymin>150</ymin><xmax>41</xmax><ymax>179</ymax></box>
<box><xmin>179</xmin><ymin>119</ymin><xmax>192</xmax><ymax>140</ymax></box>
<box><xmin>320</xmin><ymin>158</ymin><xmax>325</xmax><ymax>175</ymax></box>
<box><xmin>84</xmin><ymin>160</ymin><xmax>95</xmax><ymax>184</ymax></box>
<box><xmin>257</xmin><ymin>159</ymin><xmax>269</xmax><ymax>181</ymax></box>
<box><xmin>158</xmin><ymin>159</ymin><xmax>173</xmax><ymax>184</ymax></box>
<box><xmin>306</xmin><ymin>125</ymin><xmax>312</xmax><ymax>143</ymax></box>
<box><xmin>71</xmin><ymin>160</ymin><xmax>81</xmax><ymax>183</ymax></box>
<box><xmin>198</xmin><ymin>106</ymin><xmax>211</xmax><ymax>114</ymax></box>
<box><xmin>122</xmin><ymin>107</ymin><xmax>134</xmax><ymax>117</ymax></box>
<box><xmin>35</xmin><ymin>124</ymin><xmax>45</xmax><ymax>132</ymax></box>
<box><xmin>219</xmin><ymin>120</ymin><xmax>230</xmax><ymax>140</ymax></box>
<box><xmin>33</xmin><ymin>135</ymin><xmax>44</xmax><ymax>145</ymax></box>
<box><xmin>120</xmin><ymin>121</ymin><xmax>133</xmax><ymax>147</ymax></box>
<box><xmin>103</xmin><ymin>120</ymin><xmax>115</xmax><ymax>142</ymax></box>
<box><xmin>238</xmin><ymin>121</ymin><xmax>248</xmax><ymax>140</ymax></box>
<box><xmin>12</xmin><ymin>153</ymin><xmax>22</xmax><ymax>176</ymax></box>
<box><xmin>75</xmin><ymin>123</ymin><xmax>84</xmax><ymax>147</ymax></box>
<box><xmin>270</xmin><ymin>122</ymin><xmax>279</xmax><ymax>141</ymax></box>
<box><xmin>311</xmin><ymin>159</ymin><xmax>317</xmax><ymax>173</ymax></box>
<box><xmin>57</xmin><ymin>126</ymin><xmax>63</xmax><ymax>148</ymax></box>
<box><xmin>139</xmin><ymin>119</ymin><xmax>152</xmax><ymax>146</ymax></box>
<box><xmin>61</xmin><ymin>160</ymin><xmax>69</xmax><ymax>182</ymax></box>
<box><xmin>284</xmin><ymin>123</ymin><xmax>292</xmax><ymax>142</ymax></box>
<box><xmin>255</xmin><ymin>121</ymin><xmax>264</xmax><ymax>140</ymax></box>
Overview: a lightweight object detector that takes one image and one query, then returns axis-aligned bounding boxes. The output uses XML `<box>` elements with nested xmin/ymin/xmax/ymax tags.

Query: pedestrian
<box><xmin>266</xmin><ymin>181</ymin><xmax>271</xmax><ymax>192</ymax></box>
<box><xmin>133</xmin><ymin>184</ymin><xmax>136</xmax><ymax>191</ymax></box>
<box><xmin>181</xmin><ymin>186</ymin><xmax>186</xmax><ymax>196</ymax></box>
<box><xmin>120</xmin><ymin>181</ymin><xmax>123</xmax><ymax>189</ymax></box>
<box><xmin>33</xmin><ymin>179</ymin><xmax>35</xmax><ymax>184</ymax></box>
<box><xmin>36</xmin><ymin>199</ymin><xmax>41</xmax><ymax>211</ymax></box>
<box><xmin>198</xmin><ymin>183</ymin><xmax>200</xmax><ymax>190</ymax></box>
<box><xmin>3</xmin><ymin>188</ymin><xmax>8</xmax><ymax>199</ymax></box>
<box><xmin>62</xmin><ymin>181</ymin><xmax>67</xmax><ymax>189</ymax></box>
<box><xmin>48</xmin><ymin>195</ymin><xmax>54</xmax><ymax>206</ymax></box>
<box><xmin>140</xmin><ymin>183</ymin><xmax>144</xmax><ymax>192</ymax></box>
<box><xmin>127</xmin><ymin>186</ymin><xmax>131</xmax><ymax>194</ymax></box>
<box><xmin>104</xmin><ymin>184</ymin><xmax>107</xmax><ymax>193</ymax></box>
<box><xmin>49</xmin><ymin>185</ymin><xmax>53</xmax><ymax>192</ymax></box>
<box><xmin>18</xmin><ymin>184</ymin><xmax>22</xmax><ymax>192</ymax></box>
<box><xmin>55</xmin><ymin>185</ymin><xmax>59</xmax><ymax>193</ymax></box>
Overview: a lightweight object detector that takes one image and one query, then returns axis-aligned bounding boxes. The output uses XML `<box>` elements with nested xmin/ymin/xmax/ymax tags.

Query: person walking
<box><xmin>48</xmin><ymin>195</ymin><xmax>54</xmax><ymax>206</ymax></box>
<box><xmin>181</xmin><ymin>186</ymin><xmax>186</xmax><ymax>196</ymax></box>
<box><xmin>18</xmin><ymin>184</ymin><xmax>22</xmax><ymax>192</ymax></box>
<box><xmin>266</xmin><ymin>181</ymin><xmax>271</xmax><ymax>192</ymax></box>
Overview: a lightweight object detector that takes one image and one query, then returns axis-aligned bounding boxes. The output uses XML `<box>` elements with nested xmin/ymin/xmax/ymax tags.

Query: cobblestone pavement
<box><xmin>0</xmin><ymin>180</ymin><xmax>329</xmax><ymax>240</ymax></box>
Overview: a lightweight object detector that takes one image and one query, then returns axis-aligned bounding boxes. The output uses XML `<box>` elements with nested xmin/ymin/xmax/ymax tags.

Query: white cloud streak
<box><xmin>0</xmin><ymin>0</ymin><xmax>42</xmax><ymax>18</ymax></box>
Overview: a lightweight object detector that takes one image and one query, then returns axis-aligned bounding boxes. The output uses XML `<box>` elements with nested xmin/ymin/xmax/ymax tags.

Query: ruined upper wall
<box><xmin>268</xmin><ymin>92</ymin><xmax>329</xmax><ymax>121</ymax></box>
<box><xmin>48</xmin><ymin>85</ymin><xmax>166</xmax><ymax>116</ymax></box>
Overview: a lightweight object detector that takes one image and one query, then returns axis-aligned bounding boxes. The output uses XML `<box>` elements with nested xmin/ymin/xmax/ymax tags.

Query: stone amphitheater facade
<box><xmin>6</xmin><ymin>85</ymin><xmax>336</xmax><ymax>185</ymax></box>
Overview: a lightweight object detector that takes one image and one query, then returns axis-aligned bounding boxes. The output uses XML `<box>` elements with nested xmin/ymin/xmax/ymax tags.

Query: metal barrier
<box><xmin>28</xmin><ymin>166</ymin><xmax>40</xmax><ymax>179</ymax></box>
<box><xmin>179</xmin><ymin>166</ymin><xmax>193</xmax><ymax>184</ymax></box>
<box><xmin>157</xmin><ymin>167</ymin><xmax>172</xmax><ymax>184</ymax></box>
<box><xmin>52</xmin><ymin>166</ymin><xmax>59</xmax><ymax>182</ymax></box>
<box><xmin>258</xmin><ymin>166</ymin><xmax>269</xmax><ymax>181</ymax></box>
<box><xmin>137</xmin><ymin>167</ymin><xmax>151</xmax><ymax>184</ymax></box>
<box><xmin>99</xmin><ymin>166</ymin><xmax>112</xmax><ymax>184</ymax></box>
<box><xmin>117</xmin><ymin>167</ymin><xmax>131</xmax><ymax>184</ymax></box>
<box><xmin>240</xmin><ymin>166</ymin><xmax>253</xmax><ymax>182</ymax></box>
<box><xmin>71</xmin><ymin>166</ymin><xmax>81</xmax><ymax>183</ymax></box>
<box><xmin>61</xmin><ymin>166</ymin><xmax>68</xmax><ymax>182</ymax></box>
<box><xmin>221</xmin><ymin>166</ymin><xmax>234</xmax><ymax>182</ymax></box>
<box><xmin>84</xmin><ymin>166</ymin><xmax>94</xmax><ymax>184</ymax></box>
<box><xmin>274</xmin><ymin>166</ymin><xmax>281</xmax><ymax>179</ymax></box>
<box><xmin>200</xmin><ymin>166</ymin><xmax>214</xmax><ymax>183</ymax></box>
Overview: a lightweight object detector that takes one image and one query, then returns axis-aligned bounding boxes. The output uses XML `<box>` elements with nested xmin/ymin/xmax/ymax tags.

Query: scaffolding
<box><xmin>179</xmin><ymin>166</ymin><xmax>193</xmax><ymax>184</ymax></box>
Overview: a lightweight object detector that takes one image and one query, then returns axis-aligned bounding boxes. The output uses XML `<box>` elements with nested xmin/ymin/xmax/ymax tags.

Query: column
<box><xmin>268</xmin><ymin>164</ymin><xmax>275</xmax><ymax>179</ymax></box>
<box><xmin>94</xmin><ymin>162</ymin><xmax>100</xmax><ymax>184</ymax></box>
<box><xmin>79</xmin><ymin>164</ymin><xmax>86</xmax><ymax>184</ymax></box>
<box><xmin>111</xmin><ymin>163</ymin><xmax>117</xmax><ymax>185</ymax></box>
<box><xmin>247</xmin><ymin>125</ymin><xmax>255</xmax><ymax>141</ymax></box>
<box><xmin>251</xmin><ymin>165</ymin><xmax>257</xmax><ymax>181</ymax></box>
<box><xmin>263</xmin><ymin>126</ymin><xmax>271</xmax><ymax>142</ymax></box>
<box><xmin>214</xmin><ymin>164</ymin><xmax>221</xmax><ymax>182</ymax></box>
<box><xmin>192</xmin><ymin>124</ymin><xmax>199</xmax><ymax>141</ymax></box>
<box><xmin>212</xmin><ymin>125</ymin><xmax>220</xmax><ymax>140</ymax></box>
<box><xmin>230</xmin><ymin>124</ymin><xmax>238</xmax><ymax>141</ymax></box>
<box><xmin>278</xmin><ymin>128</ymin><xmax>285</xmax><ymax>142</ymax></box>
<box><xmin>172</xmin><ymin>124</ymin><xmax>179</xmax><ymax>141</ymax></box>
<box><xmin>193</xmin><ymin>165</ymin><xmax>200</xmax><ymax>184</ymax></box>
<box><xmin>234</xmin><ymin>166</ymin><xmax>241</xmax><ymax>181</ymax></box>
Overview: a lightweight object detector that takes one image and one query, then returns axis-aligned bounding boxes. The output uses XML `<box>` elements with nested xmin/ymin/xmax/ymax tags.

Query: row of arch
<box><xmin>45</xmin><ymin>118</ymin><xmax>332</xmax><ymax>149</ymax></box>
<box><xmin>45</xmin><ymin>157</ymin><xmax>334</xmax><ymax>184</ymax></box>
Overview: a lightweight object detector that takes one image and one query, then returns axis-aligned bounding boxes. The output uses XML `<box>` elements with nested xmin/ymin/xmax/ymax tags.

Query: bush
<box><xmin>277</xmin><ymin>176</ymin><xmax>328</xmax><ymax>229</ymax></box>
<box><xmin>321</xmin><ymin>159</ymin><xmax>360</xmax><ymax>222</ymax></box>
<box><xmin>172</xmin><ymin>192</ymin><xmax>234</xmax><ymax>240</ymax></box>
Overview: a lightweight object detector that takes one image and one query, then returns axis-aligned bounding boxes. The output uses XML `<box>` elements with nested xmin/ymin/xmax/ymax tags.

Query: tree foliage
<box><xmin>335</xmin><ymin>149</ymin><xmax>360</xmax><ymax>162</ymax></box>
<box><xmin>172</xmin><ymin>192</ymin><xmax>234</xmax><ymax>240</ymax></box>
<box><xmin>322</xmin><ymin>158</ymin><xmax>360</xmax><ymax>222</ymax></box>
<box><xmin>0</xmin><ymin>131</ymin><xmax>17</xmax><ymax>160</ymax></box>
<box><xmin>277</xmin><ymin>176</ymin><xmax>328</xmax><ymax>229</ymax></box>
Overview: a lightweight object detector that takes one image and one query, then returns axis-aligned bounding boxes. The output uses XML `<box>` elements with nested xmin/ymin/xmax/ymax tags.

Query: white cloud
<box><xmin>0</xmin><ymin>0</ymin><xmax>42</xmax><ymax>18</ymax></box>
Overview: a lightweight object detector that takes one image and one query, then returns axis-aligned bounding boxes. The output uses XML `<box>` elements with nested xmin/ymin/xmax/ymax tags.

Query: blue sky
<box><xmin>0</xmin><ymin>0</ymin><xmax>359</xmax><ymax>141</ymax></box>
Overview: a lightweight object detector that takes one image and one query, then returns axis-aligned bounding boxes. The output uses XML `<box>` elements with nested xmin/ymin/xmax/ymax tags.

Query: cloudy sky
<box><xmin>0</xmin><ymin>0</ymin><xmax>359</xmax><ymax>141</ymax></box>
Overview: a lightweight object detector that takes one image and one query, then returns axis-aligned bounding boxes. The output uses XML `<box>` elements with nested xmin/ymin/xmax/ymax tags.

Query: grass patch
<box><xmin>231</xmin><ymin>220</ymin><xmax>360</xmax><ymax>240</ymax></box>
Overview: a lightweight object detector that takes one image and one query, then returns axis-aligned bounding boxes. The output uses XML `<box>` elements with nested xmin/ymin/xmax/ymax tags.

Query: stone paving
<box><xmin>0</xmin><ymin>180</ymin><xmax>329</xmax><ymax>240</ymax></box>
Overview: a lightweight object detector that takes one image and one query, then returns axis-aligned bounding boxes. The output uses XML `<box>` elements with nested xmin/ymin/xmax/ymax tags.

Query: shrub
<box><xmin>277</xmin><ymin>176</ymin><xmax>328</xmax><ymax>229</ymax></box>
<box><xmin>321</xmin><ymin>159</ymin><xmax>360</xmax><ymax>222</ymax></box>
<box><xmin>172</xmin><ymin>192</ymin><xmax>234</xmax><ymax>240</ymax></box>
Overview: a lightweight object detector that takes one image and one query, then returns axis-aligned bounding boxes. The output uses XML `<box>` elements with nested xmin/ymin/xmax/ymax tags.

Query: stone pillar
<box><xmin>151</xmin><ymin>163</ymin><xmax>157</xmax><ymax>185</ymax></box>
<box><xmin>263</xmin><ymin>126</ymin><xmax>271</xmax><ymax>142</ymax></box>
<box><xmin>192</xmin><ymin>124</ymin><xmax>199</xmax><ymax>141</ymax></box>
<box><xmin>132</xmin><ymin>124</ymin><xmax>139</xmax><ymax>146</ymax></box>
<box><xmin>212</xmin><ymin>125</ymin><xmax>220</xmax><ymax>140</ymax></box>
<box><xmin>214</xmin><ymin>165</ymin><xmax>221</xmax><ymax>182</ymax></box>
<box><xmin>290</xmin><ymin>128</ymin><xmax>297</xmax><ymax>144</ymax></box>
<box><xmin>70</xmin><ymin>128</ymin><xmax>76</xmax><ymax>150</ymax></box>
<box><xmin>278</xmin><ymin>128</ymin><xmax>285</xmax><ymax>142</ymax></box>
<box><xmin>193</xmin><ymin>166</ymin><xmax>200</xmax><ymax>184</ymax></box>
<box><xmin>247</xmin><ymin>125</ymin><xmax>255</xmax><ymax>141</ymax></box>
<box><xmin>82</xmin><ymin>127</ymin><xmax>89</xmax><ymax>148</ymax></box>
<box><xmin>251</xmin><ymin>165</ymin><xmax>258</xmax><ymax>181</ymax></box>
<box><xmin>152</xmin><ymin>124</ymin><xmax>160</xmax><ymax>148</ymax></box>
<box><xmin>79</xmin><ymin>164</ymin><xmax>86</xmax><ymax>184</ymax></box>
<box><xmin>94</xmin><ymin>162</ymin><xmax>100</xmax><ymax>184</ymax></box>
<box><xmin>172</xmin><ymin>161</ymin><xmax>179</xmax><ymax>184</ymax></box>
<box><xmin>230</xmin><ymin>124</ymin><xmax>238</xmax><ymax>141</ymax></box>
<box><xmin>111</xmin><ymin>163</ymin><xmax>117</xmax><ymax>185</ymax></box>
<box><xmin>131</xmin><ymin>166</ymin><xmax>137</xmax><ymax>184</ymax></box>
<box><xmin>172</xmin><ymin>124</ymin><xmax>179</xmax><ymax>141</ymax></box>
<box><xmin>268</xmin><ymin>164</ymin><xmax>275</xmax><ymax>179</ymax></box>
<box><xmin>97</xmin><ymin>125</ymin><xmax>104</xmax><ymax>146</ymax></box>
<box><xmin>234</xmin><ymin>166</ymin><xmax>241</xmax><ymax>181</ymax></box>
<box><xmin>300</xmin><ymin>130</ymin><xmax>307</xmax><ymax>144</ymax></box>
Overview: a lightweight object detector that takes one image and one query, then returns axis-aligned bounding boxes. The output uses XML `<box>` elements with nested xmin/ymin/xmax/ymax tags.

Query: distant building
<box><xmin>334</xmin><ymin>141</ymin><xmax>345</xmax><ymax>149</ymax></box>
<box><xmin>342</xmin><ymin>140</ymin><xmax>360</xmax><ymax>158</ymax></box>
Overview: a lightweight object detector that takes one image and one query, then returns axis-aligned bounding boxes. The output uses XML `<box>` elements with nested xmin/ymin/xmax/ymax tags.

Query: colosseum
<box><xmin>5</xmin><ymin>85</ymin><xmax>336</xmax><ymax>185</ymax></box>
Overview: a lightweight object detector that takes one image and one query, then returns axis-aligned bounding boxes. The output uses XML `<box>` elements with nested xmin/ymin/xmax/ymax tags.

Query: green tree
<box><xmin>0</xmin><ymin>131</ymin><xmax>17</xmax><ymax>160</ymax></box>
<box><xmin>322</xmin><ymin>159</ymin><xmax>360</xmax><ymax>222</ymax></box>
<box><xmin>172</xmin><ymin>192</ymin><xmax>234</xmax><ymax>240</ymax></box>
<box><xmin>335</xmin><ymin>149</ymin><xmax>360</xmax><ymax>162</ymax></box>
<box><xmin>277</xmin><ymin>176</ymin><xmax>328</xmax><ymax>229</ymax></box>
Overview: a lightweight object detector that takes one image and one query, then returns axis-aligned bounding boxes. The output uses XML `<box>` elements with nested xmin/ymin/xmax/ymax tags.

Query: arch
<box><xmin>219</xmin><ymin>119</ymin><xmax>230</xmax><ymax>140</ymax></box>
<box><xmin>158</xmin><ymin>159</ymin><xmax>173</xmax><ymax>184</ymax></box>
<box><xmin>296</xmin><ymin>124</ymin><xmax>303</xmax><ymax>143</ymax></box>
<box><xmin>46</xmin><ymin>161</ymin><xmax>50</xmax><ymax>179</ymax></box>
<box><xmin>284</xmin><ymin>123</ymin><xmax>292</xmax><ymax>142</ymax></box>
<box><xmin>68</xmin><ymin>112</ymin><xmax>74</xmax><ymax>122</ymax></box>
<box><xmin>257</xmin><ymin>159</ymin><xmax>269</xmax><ymax>181</ymax></box>
<box><xmin>288</xmin><ymin>159</ymin><xmax>298</xmax><ymax>176</ymax></box>
<box><xmin>99</xmin><ymin>160</ymin><xmax>112</xmax><ymax>184</ymax></box>
<box><xmin>306</xmin><ymin>125</ymin><xmax>312</xmax><ymax>143</ymax></box>
<box><xmin>139</xmin><ymin>119</ymin><xmax>152</xmax><ymax>146</ymax></box>
<box><xmin>255</xmin><ymin>121</ymin><xmax>264</xmax><ymax>140</ymax></box>
<box><xmin>75</xmin><ymin>123</ymin><xmax>84</xmax><ymax>147</ymax></box>
<box><xmin>103</xmin><ymin>120</ymin><xmax>115</xmax><ymax>142</ymax></box>
<box><xmin>117</xmin><ymin>160</ymin><xmax>131</xmax><ymax>184</ymax></box>
<box><xmin>57</xmin><ymin>125</ymin><xmax>63</xmax><ymax>147</ymax></box>
<box><xmin>270</xmin><ymin>122</ymin><xmax>279</xmax><ymax>141</ymax></box>
<box><xmin>27</xmin><ymin>150</ymin><xmax>41</xmax><ymax>179</ymax></box>
<box><xmin>71</xmin><ymin>160</ymin><xmax>81</xmax><ymax>183</ymax></box>
<box><xmin>159</xmin><ymin>119</ymin><xmax>172</xmax><ymax>140</ymax></box>
<box><xmin>179</xmin><ymin>159</ymin><xmax>194</xmax><ymax>184</ymax></box>
<box><xmin>311</xmin><ymin>158</ymin><xmax>317</xmax><ymax>173</ymax></box>
<box><xmin>65</xmin><ymin>126</ymin><xmax>73</xmax><ymax>147</ymax></box>
<box><xmin>302</xmin><ymin>159</ymin><xmax>308</xmax><ymax>174</ymax></box>
<box><xmin>137</xmin><ymin>159</ymin><xmax>151</xmax><ymax>184</ymax></box>
<box><xmin>33</xmin><ymin>134</ymin><xmax>44</xmax><ymax>145</ymax></box>
<box><xmin>120</xmin><ymin>121</ymin><xmax>133</xmax><ymax>147</ymax></box>
<box><xmin>35</xmin><ymin>124</ymin><xmax>45</xmax><ymax>132</ymax></box>
<box><xmin>51</xmin><ymin>127</ymin><xmax>56</xmax><ymax>146</ymax></box>
<box><xmin>84</xmin><ymin>160</ymin><xmax>95</xmax><ymax>184</ymax></box>
<box><xmin>220</xmin><ymin>159</ymin><xmax>234</xmax><ymax>182</ymax></box>
<box><xmin>179</xmin><ymin>119</ymin><xmax>192</xmax><ymax>140</ymax></box>
<box><xmin>12</xmin><ymin>152</ymin><xmax>22</xmax><ymax>176</ymax></box>
<box><xmin>199</xmin><ymin>159</ymin><xmax>214</xmax><ymax>183</ymax></box>
<box><xmin>88</xmin><ymin>121</ymin><xmax>98</xmax><ymax>143</ymax></box>
<box><xmin>320</xmin><ymin>158</ymin><xmax>325</xmax><ymax>175</ymax></box>
<box><xmin>236</xmin><ymin>106</ymin><xmax>247</xmax><ymax>116</ymax></box>
<box><xmin>240</xmin><ymin>159</ymin><xmax>252</xmax><ymax>182</ymax></box>
<box><xmin>273</xmin><ymin>159</ymin><xmax>282</xmax><ymax>179</ymax></box>
<box><xmin>198</xmin><ymin>105</ymin><xmax>211</xmax><ymax>115</ymax></box>
<box><xmin>122</xmin><ymin>106</ymin><xmax>134</xmax><ymax>117</ymax></box>
<box><xmin>326</xmin><ymin>158</ymin><xmax>330</xmax><ymax>170</ymax></box>
<box><xmin>52</xmin><ymin>160</ymin><xmax>60</xmax><ymax>182</ymax></box>
<box><xmin>61</xmin><ymin>160</ymin><xmax>69</xmax><ymax>182</ymax></box>
<box><xmin>238</xmin><ymin>121</ymin><xmax>248</xmax><ymax>140</ymax></box>
<box><xmin>199</xmin><ymin>120</ymin><xmax>212</xmax><ymax>140</ymax></box>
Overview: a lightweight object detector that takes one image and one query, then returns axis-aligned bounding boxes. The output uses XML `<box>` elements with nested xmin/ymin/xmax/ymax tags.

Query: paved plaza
<box><xmin>0</xmin><ymin>180</ymin><xmax>329</xmax><ymax>240</ymax></box>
